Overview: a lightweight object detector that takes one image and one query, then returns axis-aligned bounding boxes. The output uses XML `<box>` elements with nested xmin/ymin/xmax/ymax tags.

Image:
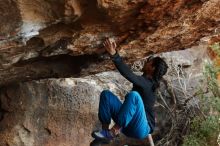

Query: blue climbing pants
<box><xmin>98</xmin><ymin>90</ymin><xmax>150</xmax><ymax>139</ymax></box>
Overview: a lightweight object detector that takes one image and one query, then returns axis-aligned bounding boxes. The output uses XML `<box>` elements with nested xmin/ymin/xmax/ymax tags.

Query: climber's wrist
<box><xmin>110</xmin><ymin>50</ymin><xmax>118</xmax><ymax>58</ymax></box>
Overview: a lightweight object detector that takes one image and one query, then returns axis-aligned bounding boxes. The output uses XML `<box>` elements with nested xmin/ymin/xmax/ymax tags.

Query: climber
<box><xmin>91</xmin><ymin>38</ymin><xmax>168</xmax><ymax>144</ymax></box>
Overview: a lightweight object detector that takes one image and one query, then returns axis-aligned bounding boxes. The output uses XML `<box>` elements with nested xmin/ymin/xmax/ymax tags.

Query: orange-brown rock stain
<box><xmin>208</xmin><ymin>35</ymin><xmax>220</xmax><ymax>85</ymax></box>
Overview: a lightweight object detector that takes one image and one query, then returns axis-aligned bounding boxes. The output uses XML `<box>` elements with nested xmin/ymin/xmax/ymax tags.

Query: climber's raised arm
<box><xmin>103</xmin><ymin>38</ymin><xmax>143</xmax><ymax>87</ymax></box>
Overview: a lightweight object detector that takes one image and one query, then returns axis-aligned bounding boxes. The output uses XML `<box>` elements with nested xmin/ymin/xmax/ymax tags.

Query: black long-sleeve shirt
<box><xmin>112</xmin><ymin>53</ymin><xmax>156</xmax><ymax>134</ymax></box>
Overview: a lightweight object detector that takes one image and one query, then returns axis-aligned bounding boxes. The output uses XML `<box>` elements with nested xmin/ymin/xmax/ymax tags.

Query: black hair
<box><xmin>151</xmin><ymin>57</ymin><xmax>168</xmax><ymax>91</ymax></box>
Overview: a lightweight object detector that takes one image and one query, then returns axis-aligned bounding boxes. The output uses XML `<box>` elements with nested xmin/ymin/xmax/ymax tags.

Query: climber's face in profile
<box><xmin>142</xmin><ymin>56</ymin><xmax>155</xmax><ymax>77</ymax></box>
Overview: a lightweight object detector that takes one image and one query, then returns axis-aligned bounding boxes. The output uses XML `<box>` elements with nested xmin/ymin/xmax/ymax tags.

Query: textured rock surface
<box><xmin>0</xmin><ymin>0</ymin><xmax>220</xmax><ymax>86</ymax></box>
<box><xmin>0</xmin><ymin>46</ymin><xmax>208</xmax><ymax>146</ymax></box>
<box><xmin>0</xmin><ymin>0</ymin><xmax>219</xmax><ymax>146</ymax></box>
<box><xmin>0</xmin><ymin>72</ymin><xmax>125</xmax><ymax>146</ymax></box>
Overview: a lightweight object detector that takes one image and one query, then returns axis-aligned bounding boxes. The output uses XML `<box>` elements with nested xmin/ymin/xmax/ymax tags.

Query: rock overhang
<box><xmin>0</xmin><ymin>0</ymin><xmax>220</xmax><ymax>86</ymax></box>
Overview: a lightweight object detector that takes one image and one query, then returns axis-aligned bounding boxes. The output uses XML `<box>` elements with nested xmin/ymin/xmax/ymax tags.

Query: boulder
<box><xmin>0</xmin><ymin>45</ymin><xmax>209</xmax><ymax>146</ymax></box>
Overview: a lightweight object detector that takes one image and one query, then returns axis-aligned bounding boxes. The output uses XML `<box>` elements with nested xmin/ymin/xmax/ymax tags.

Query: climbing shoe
<box><xmin>91</xmin><ymin>129</ymin><xmax>114</xmax><ymax>144</ymax></box>
<box><xmin>90</xmin><ymin>139</ymin><xmax>102</xmax><ymax>146</ymax></box>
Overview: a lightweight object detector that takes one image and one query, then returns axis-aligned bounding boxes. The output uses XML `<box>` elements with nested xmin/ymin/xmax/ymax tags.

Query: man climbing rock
<box><xmin>91</xmin><ymin>38</ymin><xmax>168</xmax><ymax>145</ymax></box>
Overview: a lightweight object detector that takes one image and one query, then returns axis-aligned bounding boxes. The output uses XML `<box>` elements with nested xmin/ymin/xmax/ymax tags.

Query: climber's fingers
<box><xmin>103</xmin><ymin>41</ymin><xmax>107</xmax><ymax>48</ymax></box>
<box><xmin>103</xmin><ymin>38</ymin><xmax>117</xmax><ymax>55</ymax></box>
<box><xmin>113</xmin><ymin>40</ymin><xmax>117</xmax><ymax>49</ymax></box>
<box><xmin>103</xmin><ymin>39</ymin><xmax>111</xmax><ymax>51</ymax></box>
<box><xmin>108</xmin><ymin>38</ymin><xmax>117</xmax><ymax>49</ymax></box>
<box><xmin>106</xmin><ymin>38</ymin><xmax>111</xmax><ymax>47</ymax></box>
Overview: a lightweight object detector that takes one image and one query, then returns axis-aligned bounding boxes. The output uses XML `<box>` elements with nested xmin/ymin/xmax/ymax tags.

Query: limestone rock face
<box><xmin>0</xmin><ymin>1</ymin><xmax>219</xmax><ymax>146</ymax></box>
<box><xmin>0</xmin><ymin>72</ymin><xmax>130</xmax><ymax>146</ymax></box>
<box><xmin>0</xmin><ymin>46</ymin><xmax>208</xmax><ymax>146</ymax></box>
<box><xmin>0</xmin><ymin>0</ymin><xmax>220</xmax><ymax>86</ymax></box>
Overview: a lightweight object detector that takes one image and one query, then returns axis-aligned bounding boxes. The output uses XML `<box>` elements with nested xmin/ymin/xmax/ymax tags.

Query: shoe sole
<box><xmin>91</xmin><ymin>131</ymin><xmax>111</xmax><ymax>144</ymax></box>
<box><xmin>90</xmin><ymin>139</ymin><xmax>102</xmax><ymax>146</ymax></box>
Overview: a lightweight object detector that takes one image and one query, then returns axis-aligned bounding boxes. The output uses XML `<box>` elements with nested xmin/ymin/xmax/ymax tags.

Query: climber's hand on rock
<box><xmin>103</xmin><ymin>38</ymin><xmax>117</xmax><ymax>56</ymax></box>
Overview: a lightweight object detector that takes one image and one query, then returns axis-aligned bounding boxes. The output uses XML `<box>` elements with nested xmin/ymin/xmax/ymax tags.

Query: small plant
<box><xmin>182</xmin><ymin>42</ymin><xmax>220</xmax><ymax>146</ymax></box>
<box><xmin>183</xmin><ymin>62</ymin><xmax>220</xmax><ymax>146</ymax></box>
<box><xmin>183</xmin><ymin>115</ymin><xmax>220</xmax><ymax>146</ymax></box>
<box><xmin>211</xmin><ymin>42</ymin><xmax>220</xmax><ymax>57</ymax></box>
